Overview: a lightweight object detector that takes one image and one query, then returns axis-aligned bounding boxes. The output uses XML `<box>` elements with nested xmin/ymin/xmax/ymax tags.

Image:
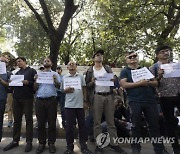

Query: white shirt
<box><xmin>93</xmin><ymin>66</ymin><xmax>110</xmax><ymax>93</ymax></box>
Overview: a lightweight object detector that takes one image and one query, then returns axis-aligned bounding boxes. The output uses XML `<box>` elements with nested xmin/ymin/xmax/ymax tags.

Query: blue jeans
<box><xmin>57</xmin><ymin>91</ymin><xmax>66</xmax><ymax>128</ymax></box>
<box><xmin>129</xmin><ymin>102</ymin><xmax>165</xmax><ymax>153</ymax></box>
<box><xmin>0</xmin><ymin>99</ymin><xmax>6</xmax><ymax>141</ymax></box>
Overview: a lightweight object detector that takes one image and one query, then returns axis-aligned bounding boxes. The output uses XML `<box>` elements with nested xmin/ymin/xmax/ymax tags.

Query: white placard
<box><xmin>160</xmin><ymin>63</ymin><xmax>180</xmax><ymax>78</ymax></box>
<box><xmin>64</xmin><ymin>77</ymin><xmax>81</xmax><ymax>89</ymax></box>
<box><xmin>9</xmin><ymin>75</ymin><xmax>24</xmax><ymax>86</ymax></box>
<box><xmin>36</xmin><ymin>72</ymin><xmax>54</xmax><ymax>84</ymax></box>
<box><xmin>0</xmin><ymin>62</ymin><xmax>6</xmax><ymax>74</ymax></box>
<box><xmin>131</xmin><ymin>67</ymin><xmax>154</xmax><ymax>83</ymax></box>
<box><xmin>95</xmin><ymin>73</ymin><xmax>114</xmax><ymax>86</ymax></box>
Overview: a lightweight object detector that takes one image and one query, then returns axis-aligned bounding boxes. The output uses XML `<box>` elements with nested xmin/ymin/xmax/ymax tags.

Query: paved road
<box><xmin>0</xmin><ymin>137</ymin><xmax>174</xmax><ymax>154</ymax></box>
<box><xmin>1</xmin><ymin>113</ymin><xmax>174</xmax><ymax>154</ymax></box>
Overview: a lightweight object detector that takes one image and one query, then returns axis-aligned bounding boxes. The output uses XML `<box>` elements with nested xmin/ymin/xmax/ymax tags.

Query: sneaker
<box><xmin>81</xmin><ymin>148</ymin><xmax>92</xmax><ymax>154</ymax></box>
<box><xmin>25</xmin><ymin>142</ymin><xmax>32</xmax><ymax>152</ymax></box>
<box><xmin>110</xmin><ymin>145</ymin><xmax>127</xmax><ymax>154</ymax></box>
<box><xmin>64</xmin><ymin>149</ymin><xmax>73</xmax><ymax>154</ymax></box>
<box><xmin>95</xmin><ymin>146</ymin><xmax>103</xmax><ymax>154</ymax></box>
<box><xmin>3</xmin><ymin>141</ymin><xmax>19</xmax><ymax>151</ymax></box>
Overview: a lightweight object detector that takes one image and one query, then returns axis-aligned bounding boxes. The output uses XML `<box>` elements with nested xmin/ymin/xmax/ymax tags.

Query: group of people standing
<box><xmin>0</xmin><ymin>44</ymin><xmax>179</xmax><ymax>154</ymax></box>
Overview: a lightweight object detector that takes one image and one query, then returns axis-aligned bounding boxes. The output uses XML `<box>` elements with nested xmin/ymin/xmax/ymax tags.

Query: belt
<box><xmin>96</xmin><ymin>92</ymin><xmax>111</xmax><ymax>96</ymax></box>
<box><xmin>36</xmin><ymin>96</ymin><xmax>56</xmax><ymax>100</ymax></box>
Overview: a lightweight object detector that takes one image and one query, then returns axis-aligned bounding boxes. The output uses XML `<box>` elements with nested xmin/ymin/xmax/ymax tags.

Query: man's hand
<box><xmin>137</xmin><ymin>79</ymin><xmax>149</xmax><ymax>87</ymax></box>
<box><xmin>64</xmin><ymin>87</ymin><xmax>74</xmax><ymax>93</ymax></box>
<box><xmin>22</xmin><ymin>80</ymin><xmax>29</xmax><ymax>85</ymax></box>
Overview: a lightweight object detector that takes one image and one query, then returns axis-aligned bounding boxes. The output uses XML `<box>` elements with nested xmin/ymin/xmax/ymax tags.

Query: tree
<box><xmin>94</xmin><ymin>0</ymin><xmax>180</xmax><ymax>62</ymax></box>
<box><xmin>22</xmin><ymin>0</ymin><xmax>78</xmax><ymax>70</ymax></box>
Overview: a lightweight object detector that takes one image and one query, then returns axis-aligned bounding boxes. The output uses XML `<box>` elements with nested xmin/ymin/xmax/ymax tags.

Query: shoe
<box><xmin>49</xmin><ymin>144</ymin><xmax>56</xmax><ymax>153</ymax></box>
<box><xmin>64</xmin><ymin>149</ymin><xmax>73</xmax><ymax>154</ymax></box>
<box><xmin>81</xmin><ymin>148</ymin><xmax>92</xmax><ymax>154</ymax></box>
<box><xmin>25</xmin><ymin>142</ymin><xmax>32</xmax><ymax>152</ymax></box>
<box><xmin>110</xmin><ymin>145</ymin><xmax>128</xmax><ymax>154</ymax></box>
<box><xmin>3</xmin><ymin>141</ymin><xmax>19</xmax><ymax>151</ymax></box>
<box><xmin>36</xmin><ymin>144</ymin><xmax>45</xmax><ymax>154</ymax></box>
<box><xmin>95</xmin><ymin>146</ymin><xmax>103</xmax><ymax>154</ymax></box>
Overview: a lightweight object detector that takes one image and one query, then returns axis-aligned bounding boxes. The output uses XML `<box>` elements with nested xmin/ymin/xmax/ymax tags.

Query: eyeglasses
<box><xmin>44</xmin><ymin>60</ymin><xmax>51</xmax><ymax>62</ymax></box>
<box><xmin>0</xmin><ymin>60</ymin><xmax>8</xmax><ymax>63</ymax></box>
<box><xmin>159</xmin><ymin>49</ymin><xmax>170</xmax><ymax>54</ymax></box>
<box><xmin>127</xmin><ymin>54</ymin><xmax>138</xmax><ymax>59</ymax></box>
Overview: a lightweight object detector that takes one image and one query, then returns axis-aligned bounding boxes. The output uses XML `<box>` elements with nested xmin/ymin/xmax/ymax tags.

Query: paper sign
<box><xmin>9</xmin><ymin>75</ymin><xmax>24</xmax><ymax>86</ymax></box>
<box><xmin>131</xmin><ymin>67</ymin><xmax>154</xmax><ymax>83</ymax></box>
<box><xmin>160</xmin><ymin>63</ymin><xmax>180</xmax><ymax>78</ymax></box>
<box><xmin>0</xmin><ymin>62</ymin><xmax>6</xmax><ymax>74</ymax></box>
<box><xmin>95</xmin><ymin>73</ymin><xmax>114</xmax><ymax>86</ymax></box>
<box><xmin>64</xmin><ymin>77</ymin><xmax>81</xmax><ymax>89</ymax></box>
<box><xmin>36</xmin><ymin>72</ymin><xmax>54</xmax><ymax>84</ymax></box>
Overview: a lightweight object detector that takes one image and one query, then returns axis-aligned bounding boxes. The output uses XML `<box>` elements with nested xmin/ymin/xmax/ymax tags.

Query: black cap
<box><xmin>155</xmin><ymin>45</ymin><xmax>172</xmax><ymax>55</ymax></box>
<box><xmin>93</xmin><ymin>49</ymin><xmax>104</xmax><ymax>58</ymax></box>
<box><xmin>56</xmin><ymin>66</ymin><xmax>62</xmax><ymax>69</ymax></box>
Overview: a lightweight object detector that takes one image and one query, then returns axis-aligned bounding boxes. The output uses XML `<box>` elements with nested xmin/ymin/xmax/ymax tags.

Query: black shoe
<box><xmin>95</xmin><ymin>146</ymin><xmax>103</xmax><ymax>154</ymax></box>
<box><xmin>36</xmin><ymin>144</ymin><xmax>45</xmax><ymax>154</ymax></box>
<box><xmin>64</xmin><ymin>149</ymin><xmax>73</xmax><ymax>154</ymax></box>
<box><xmin>49</xmin><ymin>144</ymin><xmax>56</xmax><ymax>153</ymax></box>
<box><xmin>25</xmin><ymin>142</ymin><xmax>32</xmax><ymax>152</ymax></box>
<box><xmin>3</xmin><ymin>141</ymin><xmax>19</xmax><ymax>151</ymax></box>
<box><xmin>110</xmin><ymin>145</ymin><xmax>128</xmax><ymax>154</ymax></box>
<box><xmin>81</xmin><ymin>148</ymin><xmax>92</xmax><ymax>154</ymax></box>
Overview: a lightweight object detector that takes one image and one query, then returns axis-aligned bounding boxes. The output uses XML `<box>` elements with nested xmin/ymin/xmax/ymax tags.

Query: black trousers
<box><xmin>35</xmin><ymin>97</ymin><xmax>57</xmax><ymax>144</ymax></box>
<box><xmin>13</xmin><ymin>98</ymin><xmax>34</xmax><ymax>142</ymax></box>
<box><xmin>65</xmin><ymin>108</ymin><xmax>88</xmax><ymax>151</ymax></box>
<box><xmin>160</xmin><ymin>96</ymin><xmax>180</xmax><ymax>150</ymax></box>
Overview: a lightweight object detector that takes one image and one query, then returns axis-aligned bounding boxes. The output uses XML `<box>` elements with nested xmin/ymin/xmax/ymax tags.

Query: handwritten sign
<box><xmin>9</xmin><ymin>75</ymin><xmax>24</xmax><ymax>86</ymax></box>
<box><xmin>95</xmin><ymin>73</ymin><xmax>114</xmax><ymax>86</ymax></box>
<box><xmin>0</xmin><ymin>62</ymin><xmax>6</xmax><ymax>74</ymax></box>
<box><xmin>36</xmin><ymin>72</ymin><xmax>54</xmax><ymax>84</ymax></box>
<box><xmin>131</xmin><ymin>67</ymin><xmax>154</xmax><ymax>83</ymax></box>
<box><xmin>64</xmin><ymin>77</ymin><xmax>81</xmax><ymax>89</ymax></box>
<box><xmin>160</xmin><ymin>63</ymin><xmax>180</xmax><ymax>78</ymax></box>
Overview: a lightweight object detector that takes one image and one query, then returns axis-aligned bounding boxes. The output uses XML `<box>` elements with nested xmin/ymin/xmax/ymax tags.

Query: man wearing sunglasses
<box><xmin>150</xmin><ymin>45</ymin><xmax>180</xmax><ymax>154</ymax></box>
<box><xmin>0</xmin><ymin>55</ymin><xmax>10</xmax><ymax>144</ymax></box>
<box><xmin>120</xmin><ymin>51</ymin><xmax>169</xmax><ymax>154</ymax></box>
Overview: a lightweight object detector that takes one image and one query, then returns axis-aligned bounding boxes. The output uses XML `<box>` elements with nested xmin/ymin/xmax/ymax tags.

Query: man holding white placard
<box><xmin>86</xmin><ymin>49</ymin><xmax>127</xmax><ymax>154</ymax></box>
<box><xmin>62</xmin><ymin>61</ymin><xmax>92</xmax><ymax>154</ymax></box>
<box><xmin>150</xmin><ymin>45</ymin><xmax>180</xmax><ymax>154</ymax></box>
<box><xmin>34</xmin><ymin>57</ymin><xmax>60</xmax><ymax>154</ymax></box>
<box><xmin>120</xmin><ymin>51</ymin><xmax>168</xmax><ymax>154</ymax></box>
<box><xmin>4</xmin><ymin>57</ymin><xmax>37</xmax><ymax>152</ymax></box>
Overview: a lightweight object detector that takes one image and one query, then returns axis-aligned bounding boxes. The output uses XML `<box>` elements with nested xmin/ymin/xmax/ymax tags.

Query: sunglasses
<box><xmin>127</xmin><ymin>54</ymin><xmax>138</xmax><ymax>59</ymax></box>
<box><xmin>0</xmin><ymin>60</ymin><xmax>8</xmax><ymax>63</ymax></box>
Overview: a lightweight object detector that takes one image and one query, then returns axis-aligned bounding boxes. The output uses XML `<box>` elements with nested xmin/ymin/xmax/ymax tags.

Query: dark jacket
<box><xmin>13</xmin><ymin>66</ymin><xmax>37</xmax><ymax>99</ymax></box>
<box><xmin>85</xmin><ymin>65</ymin><xmax>114</xmax><ymax>106</ymax></box>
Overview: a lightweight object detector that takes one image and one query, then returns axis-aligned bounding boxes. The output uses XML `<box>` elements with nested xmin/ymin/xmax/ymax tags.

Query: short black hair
<box><xmin>16</xmin><ymin>57</ymin><xmax>26</xmax><ymax>62</ymax></box>
<box><xmin>93</xmin><ymin>49</ymin><xmax>104</xmax><ymax>58</ymax></box>
<box><xmin>56</xmin><ymin>66</ymin><xmax>62</xmax><ymax>70</ymax></box>
<box><xmin>155</xmin><ymin>45</ymin><xmax>172</xmax><ymax>55</ymax></box>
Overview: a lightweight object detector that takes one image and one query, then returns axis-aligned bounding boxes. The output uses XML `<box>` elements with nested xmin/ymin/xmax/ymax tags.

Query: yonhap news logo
<box><xmin>96</xmin><ymin>132</ymin><xmax>110</xmax><ymax>148</ymax></box>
